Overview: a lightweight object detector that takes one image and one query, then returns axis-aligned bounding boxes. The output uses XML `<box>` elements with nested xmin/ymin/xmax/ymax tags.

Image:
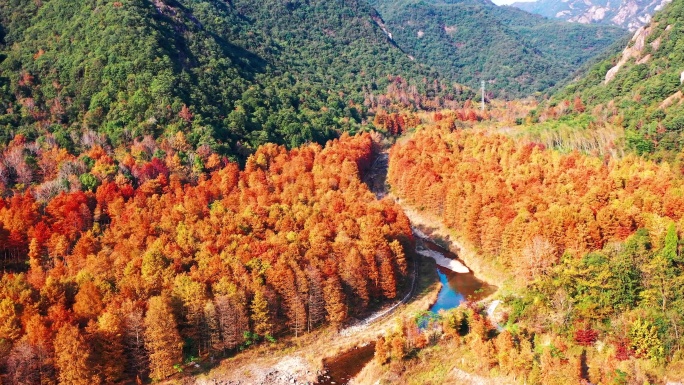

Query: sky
<box><xmin>491</xmin><ymin>0</ymin><xmax>536</xmax><ymax>5</ymax></box>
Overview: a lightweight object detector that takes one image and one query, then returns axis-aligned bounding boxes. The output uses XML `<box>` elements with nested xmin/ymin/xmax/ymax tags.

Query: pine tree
<box><xmin>203</xmin><ymin>301</ymin><xmax>221</xmax><ymax>356</ymax></box>
<box><xmin>390</xmin><ymin>335</ymin><xmax>405</xmax><ymax>361</ymax></box>
<box><xmin>306</xmin><ymin>267</ymin><xmax>326</xmax><ymax>332</ymax></box>
<box><xmin>215</xmin><ymin>293</ymin><xmax>249</xmax><ymax>351</ymax></box>
<box><xmin>375</xmin><ymin>337</ymin><xmax>389</xmax><ymax>364</ymax></box>
<box><xmin>389</xmin><ymin>240</ymin><xmax>408</xmax><ymax>276</ymax></box>
<box><xmin>323</xmin><ymin>277</ymin><xmax>347</xmax><ymax>330</ymax></box>
<box><xmin>172</xmin><ymin>275</ymin><xmax>207</xmax><ymax>356</ymax></box>
<box><xmin>663</xmin><ymin>223</ymin><xmax>679</xmax><ymax>263</ymax></box>
<box><xmin>379</xmin><ymin>257</ymin><xmax>397</xmax><ymax>299</ymax></box>
<box><xmin>96</xmin><ymin>311</ymin><xmax>126</xmax><ymax>383</ymax></box>
<box><xmin>27</xmin><ymin>238</ymin><xmax>45</xmax><ymax>288</ymax></box>
<box><xmin>285</xmin><ymin>294</ymin><xmax>307</xmax><ymax>337</ymax></box>
<box><xmin>494</xmin><ymin>330</ymin><xmax>515</xmax><ymax>375</ymax></box>
<box><xmin>123</xmin><ymin>306</ymin><xmax>148</xmax><ymax>380</ymax></box>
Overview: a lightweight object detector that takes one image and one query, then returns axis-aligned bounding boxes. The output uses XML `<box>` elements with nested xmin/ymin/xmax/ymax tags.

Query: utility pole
<box><xmin>481</xmin><ymin>80</ymin><xmax>485</xmax><ymax>111</ymax></box>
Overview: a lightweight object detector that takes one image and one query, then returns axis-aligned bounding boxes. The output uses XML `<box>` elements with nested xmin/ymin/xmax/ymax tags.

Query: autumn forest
<box><xmin>0</xmin><ymin>131</ymin><xmax>420</xmax><ymax>383</ymax></box>
<box><xmin>3</xmin><ymin>0</ymin><xmax>684</xmax><ymax>384</ymax></box>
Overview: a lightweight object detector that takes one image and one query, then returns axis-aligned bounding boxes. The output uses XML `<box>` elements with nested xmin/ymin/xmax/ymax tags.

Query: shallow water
<box><xmin>318</xmin><ymin>239</ymin><xmax>493</xmax><ymax>385</ymax></box>
<box><xmin>424</xmin><ymin>239</ymin><xmax>495</xmax><ymax>313</ymax></box>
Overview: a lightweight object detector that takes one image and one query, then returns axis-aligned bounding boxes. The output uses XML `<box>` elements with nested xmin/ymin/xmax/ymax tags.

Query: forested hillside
<box><xmin>538</xmin><ymin>0</ymin><xmax>684</xmax><ymax>159</ymax></box>
<box><xmin>387</xmin><ymin>127</ymin><xmax>684</xmax><ymax>382</ymax></box>
<box><xmin>368</xmin><ymin>0</ymin><xmax>627</xmax><ymax>98</ymax></box>
<box><xmin>0</xmin><ymin>0</ymin><xmax>663</xmax><ymax>384</ymax></box>
<box><xmin>0</xmin><ymin>0</ymin><xmax>627</xmax><ymax>161</ymax></box>
<box><xmin>0</xmin><ymin>0</ymin><xmax>457</xmax><ymax>158</ymax></box>
<box><xmin>0</xmin><ymin>132</ymin><xmax>414</xmax><ymax>383</ymax></box>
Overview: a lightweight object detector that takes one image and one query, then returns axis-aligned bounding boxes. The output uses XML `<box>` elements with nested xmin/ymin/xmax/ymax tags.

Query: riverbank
<box><xmin>189</xmin><ymin>145</ymin><xmax>507</xmax><ymax>385</ymax></box>
<box><xmin>351</xmin><ymin>338</ymin><xmax>519</xmax><ymax>385</ymax></box>
<box><xmin>391</xmin><ymin>195</ymin><xmax>514</xmax><ymax>292</ymax></box>
<box><xmin>188</xmin><ymin>254</ymin><xmax>442</xmax><ymax>385</ymax></box>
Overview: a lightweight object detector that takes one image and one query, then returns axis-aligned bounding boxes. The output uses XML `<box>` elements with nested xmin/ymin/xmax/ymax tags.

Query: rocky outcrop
<box><xmin>604</xmin><ymin>23</ymin><xmax>666</xmax><ymax>83</ymax></box>
<box><xmin>372</xmin><ymin>16</ymin><xmax>393</xmax><ymax>40</ymax></box>
<box><xmin>659</xmin><ymin>91</ymin><xmax>683</xmax><ymax>109</ymax></box>
<box><xmin>512</xmin><ymin>0</ymin><xmax>672</xmax><ymax>31</ymax></box>
<box><xmin>605</xmin><ymin>26</ymin><xmax>649</xmax><ymax>83</ymax></box>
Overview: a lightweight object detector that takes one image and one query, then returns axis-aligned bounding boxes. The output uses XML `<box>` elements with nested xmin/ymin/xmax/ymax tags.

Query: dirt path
<box><xmin>192</xmin><ymin>261</ymin><xmax>439</xmax><ymax>385</ymax></box>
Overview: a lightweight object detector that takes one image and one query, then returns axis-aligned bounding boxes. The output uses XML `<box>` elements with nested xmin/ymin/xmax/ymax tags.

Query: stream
<box><xmin>317</xmin><ymin>237</ymin><xmax>493</xmax><ymax>385</ymax></box>
<box><xmin>422</xmin><ymin>238</ymin><xmax>495</xmax><ymax>313</ymax></box>
<box><xmin>314</xmin><ymin>151</ymin><xmax>494</xmax><ymax>385</ymax></box>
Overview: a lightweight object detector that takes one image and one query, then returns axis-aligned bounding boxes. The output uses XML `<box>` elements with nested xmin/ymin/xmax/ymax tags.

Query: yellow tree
<box><xmin>172</xmin><ymin>275</ymin><xmax>207</xmax><ymax>356</ymax></box>
<box><xmin>144</xmin><ymin>296</ymin><xmax>183</xmax><ymax>381</ymax></box>
<box><xmin>250</xmin><ymin>285</ymin><xmax>271</xmax><ymax>338</ymax></box>
<box><xmin>96</xmin><ymin>311</ymin><xmax>126</xmax><ymax>383</ymax></box>
<box><xmin>54</xmin><ymin>323</ymin><xmax>98</xmax><ymax>385</ymax></box>
<box><xmin>0</xmin><ymin>297</ymin><xmax>21</xmax><ymax>342</ymax></box>
<box><xmin>389</xmin><ymin>240</ymin><xmax>408</xmax><ymax>276</ymax></box>
<box><xmin>375</xmin><ymin>337</ymin><xmax>389</xmax><ymax>364</ymax></box>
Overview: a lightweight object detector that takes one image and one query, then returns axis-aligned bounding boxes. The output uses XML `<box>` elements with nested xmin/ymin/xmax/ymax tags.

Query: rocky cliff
<box><xmin>512</xmin><ymin>0</ymin><xmax>672</xmax><ymax>31</ymax></box>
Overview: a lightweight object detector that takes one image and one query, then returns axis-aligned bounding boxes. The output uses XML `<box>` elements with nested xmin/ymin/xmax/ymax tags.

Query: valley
<box><xmin>2</xmin><ymin>0</ymin><xmax>684</xmax><ymax>384</ymax></box>
<box><xmin>189</xmin><ymin>144</ymin><xmax>498</xmax><ymax>385</ymax></box>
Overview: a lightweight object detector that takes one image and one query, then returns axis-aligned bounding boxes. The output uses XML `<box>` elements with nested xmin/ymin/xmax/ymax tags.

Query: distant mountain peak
<box><xmin>512</xmin><ymin>0</ymin><xmax>672</xmax><ymax>30</ymax></box>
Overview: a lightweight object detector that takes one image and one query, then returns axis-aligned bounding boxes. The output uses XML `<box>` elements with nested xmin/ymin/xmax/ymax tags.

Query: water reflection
<box><xmin>421</xmin><ymin>239</ymin><xmax>495</xmax><ymax>312</ymax></box>
<box><xmin>431</xmin><ymin>266</ymin><xmax>493</xmax><ymax>313</ymax></box>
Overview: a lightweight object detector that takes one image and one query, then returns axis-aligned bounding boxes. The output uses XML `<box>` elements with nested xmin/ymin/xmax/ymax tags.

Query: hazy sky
<box><xmin>491</xmin><ymin>0</ymin><xmax>536</xmax><ymax>5</ymax></box>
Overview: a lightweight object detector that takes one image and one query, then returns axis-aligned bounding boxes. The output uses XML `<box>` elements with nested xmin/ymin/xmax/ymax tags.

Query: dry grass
<box><xmin>352</xmin><ymin>336</ymin><xmax>518</xmax><ymax>385</ymax></box>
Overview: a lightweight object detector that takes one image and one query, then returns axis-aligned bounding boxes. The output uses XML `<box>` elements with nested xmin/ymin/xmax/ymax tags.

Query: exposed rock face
<box><xmin>512</xmin><ymin>0</ymin><xmax>672</xmax><ymax>31</ymax></box>
<box><xmin>605</xmin><ymin>24</ymin><xmax>659</xmax><ymax>83</ymax></box>
<box><xmin>659</xmin><ymin>90</ymin><xmax>683</xmax><ymax>109</ymax></box>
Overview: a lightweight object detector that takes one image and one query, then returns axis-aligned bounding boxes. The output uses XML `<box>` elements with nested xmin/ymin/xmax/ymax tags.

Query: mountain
<box><xmin>0</xmin><ymin>0</ymin><xmax>627</xmax><ymax>156</ymax></box>
<box><xmin>369</xmin><ymin>0</ymin><xmax>628</xmax><ymax>99</ymax></box>
<box><xmin>512</xmin><ymin>0</ymin><xmax>672</xmax><ymax>31</ymax></box>
<box><xmin>550</xmin><ymin>0</ymin><xmax>684</xmax><ymax>158</ymax></box>
<box><xmin>0</xmin><ymin>0</ymin><xmax>447</xmax><ymax>158</ymax></box>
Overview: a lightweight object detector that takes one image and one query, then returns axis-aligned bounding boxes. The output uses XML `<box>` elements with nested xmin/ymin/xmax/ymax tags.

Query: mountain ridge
<box><xmin>369</xmin><ymin>0</ymin><xmax>628</xmax><ymax>98</ymax></box>
<box><xmin>0</xmin><ymin>0</ymin><xmax>445</xmax><ymax>157</ymax></box>
<box><xmin>0</xmin><ymin>0</ymin><xmax>627</xmax><ymax>156</ymax></box>
<box><xmin>512</xmin><ymin>0</ymin><xmax>672</xmax><ymax>31</ymax></box>
<box><xmin>548</xmin><ymin>0</ymin><xmax>684</xmax><ymax>158</ymax></box>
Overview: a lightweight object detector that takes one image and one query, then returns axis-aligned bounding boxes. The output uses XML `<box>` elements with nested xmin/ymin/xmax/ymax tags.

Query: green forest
<box><xmin>531</xmin><ymin>0</ymin><xmax>684</xmax><ymax>160</ymax></box>
<box><xmin>0</xmin><ymin>0</ymin><xmax>625</xmax><ymax>166</ymax></box>
<box><xmin>369</xmin><ymin>0</ymin><xmax>627</xmax><ymax>98</ymax></box>
<box><xmin>0</xmin><ymin>0</ymin><xmax>453</xmax><ymax>160</ymax></box>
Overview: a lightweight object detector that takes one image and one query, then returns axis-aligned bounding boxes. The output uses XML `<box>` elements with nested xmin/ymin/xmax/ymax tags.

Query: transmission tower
<box><xmin>481</xmin><ymin>80</ymin><xmax>485</xmax><ymax>111</ymax></box>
